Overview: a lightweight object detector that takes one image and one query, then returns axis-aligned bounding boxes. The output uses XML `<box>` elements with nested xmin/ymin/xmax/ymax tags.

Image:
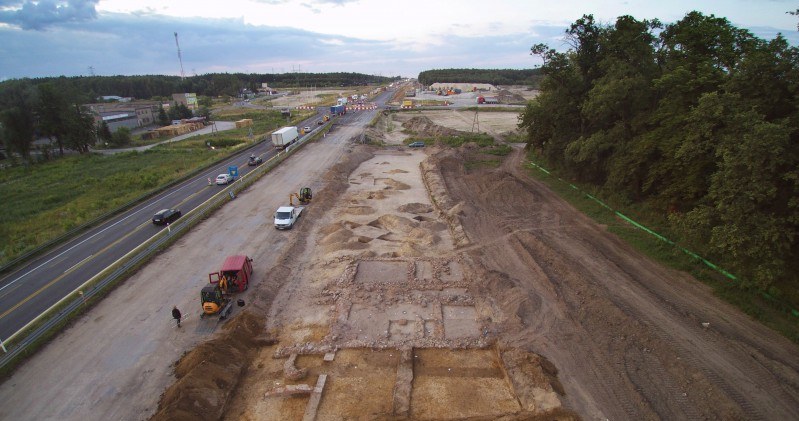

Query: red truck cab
<box><xmin>209</xmin><ymin>255</ymin><xmax>253</xmax><ymax>293</ymax></box>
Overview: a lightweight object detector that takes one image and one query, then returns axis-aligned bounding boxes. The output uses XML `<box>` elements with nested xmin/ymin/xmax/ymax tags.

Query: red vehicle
<box><xmin>201</xmin><ymin>255</ymin><xmax>253</xmax><ymax>318</ymax></box>
<box><xmin>208</xmin><ymin>255</ymin><xmax>253</xmax><ymax>293</ymax></box>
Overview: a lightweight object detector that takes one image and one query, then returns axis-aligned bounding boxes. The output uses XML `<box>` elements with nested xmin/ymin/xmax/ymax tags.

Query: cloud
<box><xmin>0</xmin><ymin>0</ymin><xmax>98</xmax><ymax>30</ymax></box>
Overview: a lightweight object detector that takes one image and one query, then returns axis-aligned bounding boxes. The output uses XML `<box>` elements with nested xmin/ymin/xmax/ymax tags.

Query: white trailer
<box><xmin>271</xmin><ymin>126</ymin><xmax>299</xmax><ymax>149</ymax></box>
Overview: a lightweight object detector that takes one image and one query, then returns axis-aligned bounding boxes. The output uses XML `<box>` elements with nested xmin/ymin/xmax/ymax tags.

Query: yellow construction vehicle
<box><xmin>289</xmin><ymin>187</ymin><xmax>312</xmax><ymax>206</ymax></box>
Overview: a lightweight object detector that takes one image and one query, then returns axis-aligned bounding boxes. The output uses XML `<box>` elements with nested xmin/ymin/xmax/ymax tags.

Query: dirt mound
<box><xmin>151</xmin><ymin>312</ymin><xmax>263</xmax><ymax>421</ymax></box>
<box><xmin>421</xmin><ymin>154</ymin><xmax>470</xmax><ymax>247</ymax></box>
<box><xmin>407</xmin><ymin>227</ymin><xmax>438</xmax><ymax>247</ymax></box>
<box><xmin>402</xmin><ymin>116</ymin><xmax>463</xmax><ymax>137</ymax></box>
<box><xmin>368</xmin><ymin>214</ymin><xmax>418</xmax><ymax>233</ymax></box>
<box><xmin>398</xmin><ymin>202</ymin><xmax>433</xmax><ymax>214</ymax></box>
<box><xmin>377</xmin><ymin>178</ymin><xmax>411</xmax><ymax>190</ymax></box>
<box><xmin>496</xmin><ymin>89</ymin><xmax>527</xmax><ymax>104</ymax></box>
<box><xmin>319</xmin><ymin>227</ymin><xmax>353</xmax><ymax>245</ymax></box>
<box><xmin>344</xmin><ymin>205</ymin><xmax>376</xmax><ymax>215</ymax></box>
<box><xmin>366</xmin><ymin>190</ymin><xmax>390</xmax><ymax>200</ymax></box>
<box><xmin>319</xmin><ymin>220</ymin><xmax>361</xmax><ymax>237</ymax></box>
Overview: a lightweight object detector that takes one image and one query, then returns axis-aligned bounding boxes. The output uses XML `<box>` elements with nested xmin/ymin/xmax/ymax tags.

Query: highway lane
<box><xmin>0</xmin><ymin>108</ymin><xmax>340</xmax><ymax>341</ymax></box>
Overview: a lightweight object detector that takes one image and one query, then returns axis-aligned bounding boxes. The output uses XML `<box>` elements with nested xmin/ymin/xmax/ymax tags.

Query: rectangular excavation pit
<box><xmin>346</xmin><ymin>304</ymin><xmax>439</xmax><ymax>342</ymax></box>
<box><xmin>314</xmin><ymin>349</ymin><xmax>397</xmax><ymax>418</ymax></box>
<box><xmin>424</xmin><ymin>320</ymin><xmax>442</xmax><ymax>339</ymax></box>
<box><xmin>411</xmin><ymin>348</ymin><xmax>520</xmax><ymax>419</ymax></box>
<box><xmin>389</xmin><ymin>319</ymin><xmax>422</xmax><ymax>340</ymax></box>
<box><xmin>440</xmin><ymin>261</ymin><xmax>464</xmax><ymax>283</ymax></box>
<box><xmin>414</xmin><ymin>260</ymin><xmax>434</xmax><ymax>280</ymax></box>
<box><xmin>355</xmin><ymin>260</ymin><xmax>408</xmax><ymax>283</ymax></box>
<box><xmin>347</xmin><ymin>305</ymin><xmax>390</xmax><ymax>341</ymax></box>
<box><xmin>442</xmin><ymin>305</ymin><xmax>480</xmax><ymax>339</ymax></box>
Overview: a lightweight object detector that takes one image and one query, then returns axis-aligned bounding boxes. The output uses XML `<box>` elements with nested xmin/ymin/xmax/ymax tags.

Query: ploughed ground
<box><xmin>151</xmin><ymin>115</ymin><xmax>799</xmax><ymax>420</ymax></box>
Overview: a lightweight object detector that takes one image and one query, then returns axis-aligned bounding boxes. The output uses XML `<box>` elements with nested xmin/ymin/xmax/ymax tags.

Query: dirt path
<box><xmin>437</xmin><ymin>146</ymin><xmax>799</xmax><ymax>419</ymax></box>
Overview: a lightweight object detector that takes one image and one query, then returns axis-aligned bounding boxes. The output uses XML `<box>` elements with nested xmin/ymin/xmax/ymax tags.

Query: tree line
<box><xmin>417</xmin><ymin>68</ymin><xmax>542</xmax><ymax>87</ymax></box>
<box><xmin>0</xmin><ymin>71</ymin><xmax>395</xmax><ymax>160</ymax></box>
<box><xmin>519</xmin><ymin>12</ymin><xmax>799</xmax><ymax>299</ymax></box>
<box><xmin>0</xmin><ymin>72</ymin><xmax>397</xmax><ymax>101</ymax></box>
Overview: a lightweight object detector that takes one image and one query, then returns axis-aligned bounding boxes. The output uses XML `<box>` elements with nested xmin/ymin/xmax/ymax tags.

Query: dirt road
<box><xmin>436</xmin><ymin>146</ymin><xmax>799</xmax><ymax>419</ymax></box>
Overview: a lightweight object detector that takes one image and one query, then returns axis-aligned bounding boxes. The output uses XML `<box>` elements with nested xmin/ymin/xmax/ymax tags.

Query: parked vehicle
<box><xmin>408</xmin><ymin>141</ymin><xmax>425</xmax><ymax>148</ymax></box>
<box><xmin>274</xmin><ymin>206</ymin><xmax>303</xmax><ymax>229</ymax></box>
<box><xmin>289</xmin><ymin>187</ymin><xmax>312</xmax><ymax>206</ymax></box>
<box><xmin>216</xmin><ymin>173</ymin><xmax>234</xmax><ymax>185</ymax></box>
<box><xmin>152</xmin><ymin>208</ymin><xmax>181</xmax><ymax>225</ymax></box>
<box><xmin>202</xmin><ymin>255</ymin><xmax>254</xmax><ymax>319</ymax></box>
<box><xmin>477</xmin><ymin>96</ymin><xmax>499</xmax><ymax>104</ymax></box>
<box><xmin>271</xmin><ymin>126</ymin><xmax>299</xmax><ymax>149</ymax></box>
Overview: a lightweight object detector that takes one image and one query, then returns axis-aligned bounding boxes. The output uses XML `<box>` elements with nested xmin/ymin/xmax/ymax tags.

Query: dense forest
<box><xmin>520</xmin><ymin>12</ymin><xmax>799</xmax><ymax>303</ymax></box>
<box><xmin>0</xmin><ymin>72</ymin><xmax>397</xmax><ymax>101</ymax></box>
<box><xmin>417</xmin><ymin>68</ymin><xmax>542</xmax><ymax>87</ymax></box>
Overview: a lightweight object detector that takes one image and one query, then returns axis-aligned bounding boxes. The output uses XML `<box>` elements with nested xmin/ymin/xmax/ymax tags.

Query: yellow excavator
<box><xmin>289</xmin><ymin>187</ymin><xmax>312</xmax><ymax>206</ymax></box>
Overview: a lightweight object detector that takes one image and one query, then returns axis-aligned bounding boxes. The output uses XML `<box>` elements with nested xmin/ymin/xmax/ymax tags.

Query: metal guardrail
<box><xmin>0</xmin><ymin>127</ymin><xmax>322</xmax><ymax>370</ymax></box>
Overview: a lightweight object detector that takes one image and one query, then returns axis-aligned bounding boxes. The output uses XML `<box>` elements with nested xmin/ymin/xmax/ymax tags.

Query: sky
<box><xmin>0</xmin><ymin>0</ymin><xmax>797</xmax><ymax>81</ymax></box>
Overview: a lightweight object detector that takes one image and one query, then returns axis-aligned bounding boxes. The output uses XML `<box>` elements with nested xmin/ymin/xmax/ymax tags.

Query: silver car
<box><xmin>216</xmin><ymin>173</ymin><xmax>234</xmax><ymax>185</ymax></box>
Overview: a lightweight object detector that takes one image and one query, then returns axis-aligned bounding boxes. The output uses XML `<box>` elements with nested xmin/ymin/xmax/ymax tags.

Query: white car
<box><xmin>216</xmin><ymin>173</ymin><xmax>234</xmax><ymax>185</ymax></box>
<box><xmin>303</xmin><ymin>126</ymin><xmax>312</xmax><ymax>133</ymax></box>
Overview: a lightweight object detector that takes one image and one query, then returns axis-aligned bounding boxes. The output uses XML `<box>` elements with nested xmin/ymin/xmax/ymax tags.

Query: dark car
<box><xmin>248</xmin><ymin>155</ymin><xmax>263</xmax><ymax>166</ymax></box>
<box><xmin>152</xmin><ymin>208</ymin><xmax>181</xmax><ymax>225</ymax></box>
<box><xmin>408</xmin><ymin>141</ymin><xmax>425</xmax><ymax>148</ymax></box>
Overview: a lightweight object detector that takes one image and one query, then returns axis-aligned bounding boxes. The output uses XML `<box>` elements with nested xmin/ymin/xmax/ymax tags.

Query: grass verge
<box><xmin>524</xmin><ymin>151</ymin><xmax>799</xmax><ymax>344</ymax></box>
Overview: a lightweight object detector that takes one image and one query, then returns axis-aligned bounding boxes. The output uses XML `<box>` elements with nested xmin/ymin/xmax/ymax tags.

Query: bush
<box><xmin>109</xmin><ymin>127</ymin><xmax>132</xmax><ymax>147</ymax></box>
<box><xmin>440</xmin><ymin>133</ymin><xmax>494</xmax><ymax>147</ymax></box>
<box><xmin>207</xmin><ymin>138</ymin><xmax>244</xmax><ymax>148</ymax></box>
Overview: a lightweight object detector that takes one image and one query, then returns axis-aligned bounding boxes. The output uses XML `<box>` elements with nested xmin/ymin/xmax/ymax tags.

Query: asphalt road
<box><xmin>0</xmin><ymin>100</ymin><xmax>387</xmax><ymax>341</ymax></box>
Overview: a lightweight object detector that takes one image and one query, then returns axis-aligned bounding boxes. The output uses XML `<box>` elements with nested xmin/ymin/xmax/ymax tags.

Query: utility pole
<box><xmin>472</xmin><ymin>105</ymin><xmax>480</xmax><ymax>133</ymax></box>
<box><xmin>174</xmin><ymin>32</ymin><xmax>185</xmax><ymax>80</ymax></box>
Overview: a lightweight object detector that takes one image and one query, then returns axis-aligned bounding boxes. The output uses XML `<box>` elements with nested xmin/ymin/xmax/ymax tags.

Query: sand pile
<box><xmin>368</xmin><ymin>214</ymin><xmax>417</xmax><ymax>233</ymax></box>
<box><xmin>377</xmin><ymin>178</ymin><xmax>411</xmax><ymax>190</ymax></box>
<box><xmin>403</xmin><ymin>116</ymin><xmax>463</xmax><ymax>138</ymax></box>
<box><xmin>398</xmin><ymin>202</ymin><xmax>434</xmax><ymax>214</ymax></box>
<box><xmin>150</xmin><ymin>312</ymin><xmax>264</xmax><ymax>421</ymax></box>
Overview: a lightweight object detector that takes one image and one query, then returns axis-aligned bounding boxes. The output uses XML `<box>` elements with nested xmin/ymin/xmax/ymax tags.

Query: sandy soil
<box><xmin>268</xmin><ymin>90</ymin><xmax>357</xmax><ymax>108</ymax></box>
<box><xmin>3</xmin><ymin>108</ymin><xmax>799</xmax><ymax>421</ymax></box>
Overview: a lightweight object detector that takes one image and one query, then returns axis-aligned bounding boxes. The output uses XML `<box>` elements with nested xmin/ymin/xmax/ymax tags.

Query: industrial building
<box><xmin>85</xmin><ymin>101</ymin><xmax>161</xmax><ymax>132</ymax></box>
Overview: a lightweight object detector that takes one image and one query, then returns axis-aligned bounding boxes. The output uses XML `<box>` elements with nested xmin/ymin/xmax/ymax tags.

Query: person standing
<box><xmin>172</xmin><ymin>306</ymin><xmax>182</xmax><ymax>328</ymax></box>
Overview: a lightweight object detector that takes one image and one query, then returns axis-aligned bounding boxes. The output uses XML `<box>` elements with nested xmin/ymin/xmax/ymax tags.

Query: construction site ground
<box><xmin>2</xmin><ymin>109</ymin><xmax>799</xmax><ymax>420</ymax></box>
